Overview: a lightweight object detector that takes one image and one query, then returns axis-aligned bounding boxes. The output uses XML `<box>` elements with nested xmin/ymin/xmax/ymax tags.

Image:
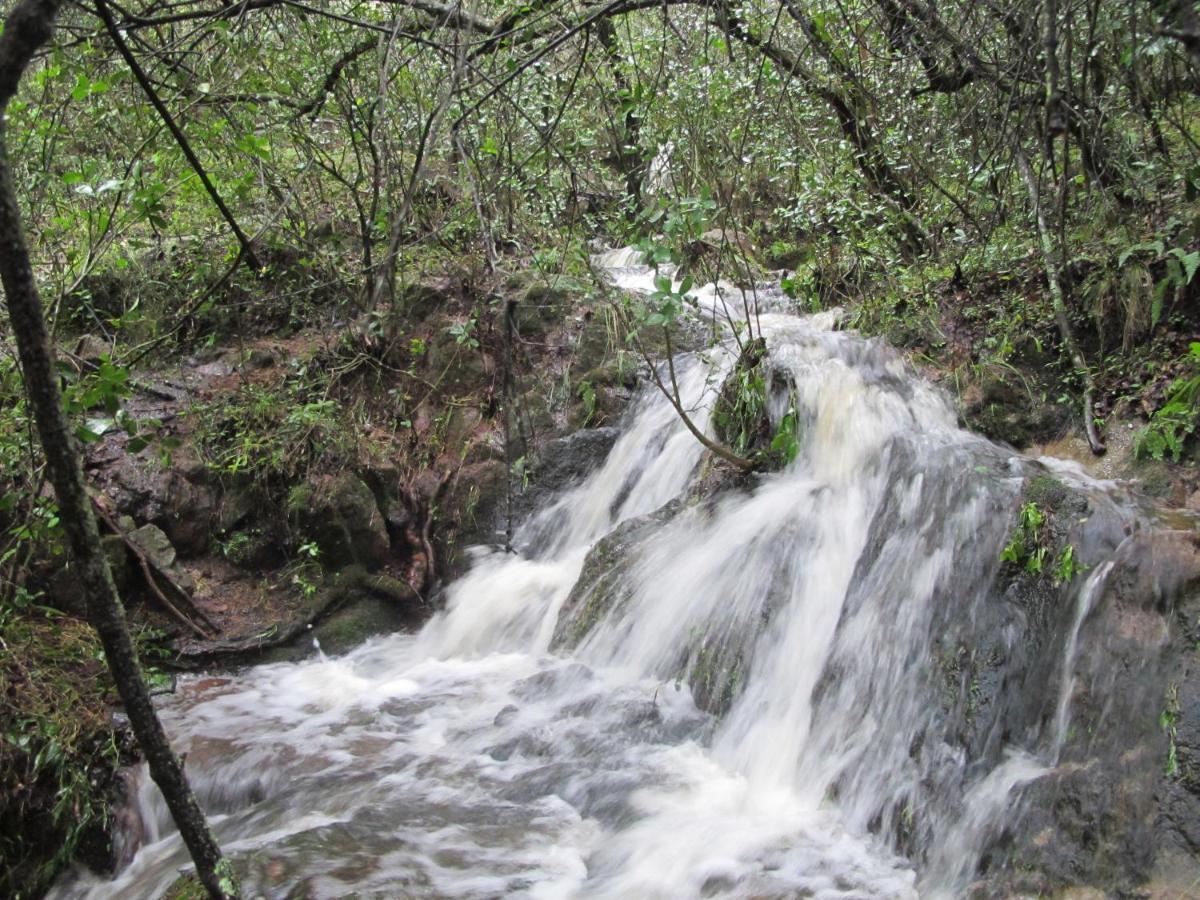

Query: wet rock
<box><xmin>219</xmin><ymin>527</ymin><xmax>277</xmax><ymax>570</ymax></box>
<box><xmin>961</xmin><ymin>369</ymin><xmax>1070</xmax><ymax>449</ymax></box>
<box><xmin>239</xmin><ymin>347</ymin><xmax>276</xmax><ymax>371</ymax></box>
<box><xmin>309</xmin><ymin>593</ymin><xmax>416</xmax><ymax>657</ymax></box>
<box><xmin>552</xmin><ymin>500</ymin><xmax>681</xmax><ymax>650</ymax></box>
<box><xmin>440</xmin><ymin>460</ymin><xmax>509</xmax><ymax>568</ymax></box>
<box><xmin>72</xmin><ymin>333</ymin><xmax>110</xmax><ymax>362</ymax></box>
<box><xmin>361</xmin><ymin>465</ymin><xmax>413</xmax><ymax>542</ymax></box>
<box><xmin>122</xmin><ymin>523</ymin><xmax>197</xmax><ymax>595</ymax></box>
<box><xmin>509</xmin><ymin>274</ymin><xmax>588</xmax><ymax>338</ymax></box>
<box><xmin>399</xmin><ymin>280</ymin><xmax>453</xmax><ymax>323</ymax></box>
<box><xmin>90</xmin><ymin>450</ymin><xmax>219</xmax><ymax>558</ymax></box>
<box><xmin>570</xmin><ymin>360</ymin><xmax>639</xmax><ymax>429</ymax></box>
<box><xmin>444</xmin><ymin>405</ymin><xmax>484</xmax><ymax>449</ymax></box>
<box><xmin>423</xmin><ymin>328</ymin><xmax>488</xmax><ymax>395</ymax></box>
<box><xmin>515</xmin><ymin>427</ymin><xmax>620</xmax><ymax>527</ymax></box>
<box><xmin>126</xmin><ymin>523</ymin><xmax>176</xmax><ymax>570</ymax></box>
<box><xmin>287</xmin><ymin>473</ymin><xmax>390</xmax><ymax>570</ymax></box>
<box><xmin>215</xmin><ymin>480</ymin><xmax>259</xmax><ymax>535</ymax></box>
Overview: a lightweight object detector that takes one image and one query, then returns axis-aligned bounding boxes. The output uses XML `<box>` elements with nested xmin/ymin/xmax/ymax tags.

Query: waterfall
<box><xmin>52</xmin><ymin>255</ymin><xmax>1137</xmax><ymax>900</ymax></box>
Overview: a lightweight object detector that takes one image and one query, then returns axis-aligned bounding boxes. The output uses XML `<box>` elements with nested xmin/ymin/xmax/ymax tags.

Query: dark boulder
<box><xmin>287</xmin><ymin>473</ymin><xmax>390</xmax><ymax>570</ymax></box>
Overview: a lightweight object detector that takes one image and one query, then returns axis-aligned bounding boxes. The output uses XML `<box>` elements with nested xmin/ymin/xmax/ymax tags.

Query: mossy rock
<box><xmin>574</xmin><ymin>311</ymin><xmax>627</xmax><ymax>375</ymax></box>
<box><xmin>219</xmin><ymin>527</ymin><xmax>277</xmax><ymax>570</ymax></box>
<box><xmin>514</xmin><ymin>276</ymin><xmax>589</xmax><ymax>336</ymax></box>
<box><xmin>441</xmin><ymin>460</ymin><xmax>510</xmax><ymax>573</ymax></box>
<box><xmin>552</xmin><ymin>501</ymin><xmax>680</xmax><ymax>650</ymax></box>
<box><xmin>761</xmin><ymin>239</ymin><xmax>810</xmax><ymax>271</ymax></box>
<box><xmin>424</xmin><ymin>328</ymin><xmax>488</xmax><ymax>395</ymax></box>
<box><xmin>287</xmin><ymin>473</ymin><xmax>390</xmax><ymax>570</ymax></box>
<box><xmin>552</xmin><ymin>489</ymin><xmax>762</xmax><ymax>716</ymax></box>
<box><xmin>397</xmin><ymin>280</ymin><xmax>453</xmax><ymax>323</ymax></box>
<box><xmin>961</xmin><ymin>369</ymin><xmax>1070</xmax><ymax>449</ymax></box>
<box><xmin>47</xmin><ymin>534</ymin><xmax>132</xmax><ymax>615</ymax></box>
<box><xmin>310</xmin><ymin>593</ymin><xmax>418</xmax><ymax>656</ymax></box>
<box><xmin>710</xmin><ymin>337</ymin><xmax>797</xmax><ymax>470</ymax></box>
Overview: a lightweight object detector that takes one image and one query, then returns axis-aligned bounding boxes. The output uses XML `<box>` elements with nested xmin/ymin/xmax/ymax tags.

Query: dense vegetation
<box><xmin>2</xmin><ymin>0</ymin><xmax>1200</xmax><ymax>895</ymax></box>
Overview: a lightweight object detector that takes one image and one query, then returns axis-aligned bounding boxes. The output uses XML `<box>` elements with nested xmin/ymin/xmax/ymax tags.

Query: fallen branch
<box><xmin>91</xmin><ymin>498</ymin><xmax>216</xmax><ymax>639</ymax></box>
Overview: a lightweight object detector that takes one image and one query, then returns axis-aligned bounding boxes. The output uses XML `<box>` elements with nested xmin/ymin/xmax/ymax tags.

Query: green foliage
<box><xmin>0</xmin><ymin>609</ymin><xmax>124</xmax><ymax>897</ymax></box>
<box><xmin>1053</xmin><ymin>545</ymin><xmax>1081</xmax><ymax>587</ymax></box>
<box><xmin>1162</xmin><ymin>683</ymin><xmax>1181</xmax><ymax>778</ymax></box>
<box><xmin>577</xmin><ymin>379</ymin><xmax>598</xmax><ymax>426</ymax></box>
<box><xmin>190</xmin><ymin>374</ymin><xmax>355</xmax><ymax>483</ymax></box>
<box><xmin>447</xmin><ymin>318</ymin><xmax>480</xmax><ymax>349</ymax></box>
<box><xmin>768</xmin><ymin>405</ymin><xmax>801</xmax><ymax>467</ymax></box>
<box><xmin>1135</xmin><ymin>343</ymin><xmax>1200</xmax><ymax>462</ymax></box>
<box><xmin>1117</xmin><ymin>237</ymin><xmax>1200</xmax><ymax>329</ymax></box>
<box><xmin>1001</xmin><ymin>502</ymin><xmax>1049</xmax><ymax>574</ymax></box>
<box><xmin>1001</xmin><ymin>499</ymin><xmax>1082</xmax><ymax>585</ymax></box>
<box><xmin>713</xmin><ymin>366</ymin><xmax>769</xmax><ymax>458</ymax></box>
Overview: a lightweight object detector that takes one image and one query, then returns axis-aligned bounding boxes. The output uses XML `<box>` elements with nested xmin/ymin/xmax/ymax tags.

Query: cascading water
<box><xmin>53</xmin><ymin>254</ymin><xmax>1141</xmax><ymax>899</ymax></box>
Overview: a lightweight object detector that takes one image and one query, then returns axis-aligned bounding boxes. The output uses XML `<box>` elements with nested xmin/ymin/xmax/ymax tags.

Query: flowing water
<box><xmin>54</xmin><ymin>255</ymin><xmax>1137</xmax><ymax>899</ymax></box>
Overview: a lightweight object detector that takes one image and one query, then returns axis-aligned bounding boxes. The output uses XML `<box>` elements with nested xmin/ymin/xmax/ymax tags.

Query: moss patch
<box><xmin>0</xmin><ymin>610</ymin><xmax>133</xmax><ymax>898</ymax></box>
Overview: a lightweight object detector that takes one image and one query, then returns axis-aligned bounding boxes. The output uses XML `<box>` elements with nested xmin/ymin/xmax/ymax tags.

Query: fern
<box><xmin>1135</xmin><ymin>343</ymin><xmax>1200</xmax><ymax>462</ymax></box>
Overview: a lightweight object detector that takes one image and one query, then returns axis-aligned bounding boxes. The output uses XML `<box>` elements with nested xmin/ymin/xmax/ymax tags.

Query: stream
<box><xmin>52</xmin><ymin>253</ymin><xmax>1143</xmax><ymax>899</ymax></box>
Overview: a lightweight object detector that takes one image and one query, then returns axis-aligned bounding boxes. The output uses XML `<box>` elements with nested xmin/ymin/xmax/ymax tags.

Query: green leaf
<box><xmin>74</xmin><ymin>424</ymin><xmax>104</xmax><ymax>444</ymax></box>
<box><xmin>1152</xmin><ymin>278</ymin><xmax>1169</xmax><ymax>327</ymax></box>
<box><xmin>1119</xmin><ymin>239</ymin><xmax>1164</xmax><ymax>268</ymax></box>
<box><xmin>1179</xmin><ymin>250</ymin><xmax>1200</xmax><ymax>285</ymax></box>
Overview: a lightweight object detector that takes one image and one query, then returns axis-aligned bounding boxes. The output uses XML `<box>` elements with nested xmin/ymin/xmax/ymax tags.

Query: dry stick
<box><xmin>1014</xmin><ymin>145</ymin><xmax>1106</xmax><ymax>455</ymax></box>
<box><xmin>126</xmin><ymin>540</ymin><xmax>212</xmax><ymax>637</ymax></box>
<box><xmin>93</xmin><ymin>0</ymin><xmax>262</xmax><ymax>276</ymax></box>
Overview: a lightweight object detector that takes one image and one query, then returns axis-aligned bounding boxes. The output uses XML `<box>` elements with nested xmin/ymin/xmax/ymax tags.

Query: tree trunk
<box><xmin>0</xmin><ymin>2</ymin><xmax>239</xmax><ymax>897</ymax></box>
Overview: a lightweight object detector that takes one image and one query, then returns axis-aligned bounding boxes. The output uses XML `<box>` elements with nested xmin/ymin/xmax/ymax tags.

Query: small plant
<box><xmin>1118</xmin><ymin>239</ymin><xmax>1200</xmax><ymax>329</ymax></box>
<box><xmin>1162</xmin><ymin>683</ymin><xmax>1181</xmax><ymax>777</ymax></box>
<box><xmin>1052</xmin><ymin>544</ymin><xmax>1080</xmax><ymax>586</ymax></box>
<box><xmin>1001</xmin><ymin>501</ymin><xmax>1049</xmax><ymax>574</ymax></box>
<box><xmin>1135</xmin><ymin>342</ymin><xmax>1200</xmax><ymax>462</ymax></box>
<box><xmin>577</xmin><ymin>379</ymin><xmax>598</xmax><ymax>425</ymax></box>
<box><xmin>768</xmin><ymin>405</ymin><xmax>801</xmax><ymax>466</ymax></box>
<box><xmin>292</xmin><ymin>573</ymin><xmax>319</xmax><ymax>598</ymax></box>
<box><xmin>447</xmin><ymin>317</ymin><xmax>479</xmax><ymax>349</ymax></box>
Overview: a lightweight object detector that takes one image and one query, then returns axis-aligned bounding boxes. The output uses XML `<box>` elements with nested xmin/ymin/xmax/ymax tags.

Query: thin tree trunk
<box><xmin>1014</xmin><ymin>144</ymin><xmax>1106</xmax><ymax>455</ymax></box>
<box><xmin>0</xmin><ymin>2</ymin><xmax>240</xmax><ymax>897</ymax></box>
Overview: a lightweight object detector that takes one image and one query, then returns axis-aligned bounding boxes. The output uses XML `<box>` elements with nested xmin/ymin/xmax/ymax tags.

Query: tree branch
<box><xmin>93</xmin><ymin>0</ymin><xmax>263</xmax><ymax>274</ymax></box>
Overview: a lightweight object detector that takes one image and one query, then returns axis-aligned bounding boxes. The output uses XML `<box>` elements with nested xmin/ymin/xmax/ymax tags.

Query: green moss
<box><xmin>161</xmin><ymin>873</ymin><xmax>207</xmax><ymax>900</ymax></box>
<box><xmin>0</xmin><ymin>610</ymin><xmax>128</xmax><ymax>898</ymax></box>
<box><xmin>1025</xmin><ymin>473</ymin><xmax>1069</xmax><ymax>510</ymax></box>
